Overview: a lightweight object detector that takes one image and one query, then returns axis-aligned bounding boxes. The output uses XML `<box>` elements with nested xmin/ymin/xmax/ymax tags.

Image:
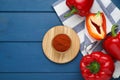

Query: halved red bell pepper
<box><xmin>64</xmin><ymin>0</ymin><xmax>94</xmax><ymax>17</ymax></box>
<box><xmin>86</xmin><ymin>11</ymin><xmax>106</xmax><ymax>40</ymax></box>
<box><xmin>80</xmin><ymin>51</ymin><xmax>114</xmax><ymax>80</ymax></box>
<box><xmin>103</xmin><ymin>25</ymin><xmax>120</xmax><ymax>61</ymax></box>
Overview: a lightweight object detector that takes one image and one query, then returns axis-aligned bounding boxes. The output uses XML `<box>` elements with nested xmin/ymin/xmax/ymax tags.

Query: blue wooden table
<box><xmin>0</xmin><ymin>0</ymin><xmax>120</xmax><ymax>80</ymax></box>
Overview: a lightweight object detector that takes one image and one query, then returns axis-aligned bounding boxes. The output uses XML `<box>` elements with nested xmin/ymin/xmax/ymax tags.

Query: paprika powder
<box><xmin>52</xmin><ymin>34</ymin><xmax>71</xmax><ymax>52</ymax></box>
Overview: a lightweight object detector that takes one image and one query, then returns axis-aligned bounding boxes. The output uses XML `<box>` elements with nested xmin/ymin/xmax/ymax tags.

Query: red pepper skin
<box><xmin>66</xmin><ymin>0</ymin><xmax>94</xmax><ymax>16</ymax></box>
<box><xmin>80</xmin><ymin>52</ymin><xmax>114</xmax><ymax>80</ymax></box>
<box><xmin>103</xmin><ymin>32</ymin><xmax>120</xmax><ymax>61</ymax></box>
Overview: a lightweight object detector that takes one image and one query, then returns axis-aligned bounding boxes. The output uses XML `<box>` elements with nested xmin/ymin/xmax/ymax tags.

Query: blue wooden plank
<box><xmin>0</xmin><ymin>13</ymin><xmax>62</xmax><ymax>41</ymax></box>
<box><xmin>112</xmin><ymin>0</ymin><xmax>120</xmax><ymax>9</ymax></box>
<box><xmin>0</xmin><ymin>0</ymin><xmax>56</xmax><ymax>11</ymax></box>
<box><xmin>0</xmin><ymin>73</ymin><xmax>84</xmax><ymax>80</ymax></box>
<box><xmin>0</xmin><ymin>0</ymin><xmax>119</xmax><ymax>12</ymax></box>
<box><xmin>0</xmin><ymin>43</ymin><xmax>83</xmax><ymax>72</ymax></box>
<box><xmin>0</xmin><ymin>73</ymin><xmax>117</xmax><ymax>80</ymax></box>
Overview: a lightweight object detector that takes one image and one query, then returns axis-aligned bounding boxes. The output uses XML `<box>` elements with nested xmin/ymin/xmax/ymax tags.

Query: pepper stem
<box><xmin>87</xmin><ymin>61</ymin><xmax>100</xmax><ymax>74</ymax></box>
<box><xmin>111</xmin><ymin>24</ymin><xmax>118</xmax><ymax>37</ymax></box>
<box><xmin>96</xmin><ymin>11</ymin><xmax>101</xmax><ymax>17</ymax></box>
<box><xmin>64</xmin><ymin>7</ymin><xmax>78</xmax><ymax>18</ymax></box>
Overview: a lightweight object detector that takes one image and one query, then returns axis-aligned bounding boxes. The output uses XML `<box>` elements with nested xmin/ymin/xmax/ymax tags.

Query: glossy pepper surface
<box><xmin>103</xmin><ymin>25</ymin><xmax>120</xmax><ymax>61</ymax></box>
<box><xmin>80</xmin><ymin>51</ymin><xmax>114</xmax><ymax>80</ymax></box>
<box><xmin>86</xmin><ymin>11</ymin><xmax>106</xmax><ymax>40</ymax></box>
<box><xmin>64</xmin><ymin>0</ymin><xmax>94</xmax><ymax>17</ymax></box>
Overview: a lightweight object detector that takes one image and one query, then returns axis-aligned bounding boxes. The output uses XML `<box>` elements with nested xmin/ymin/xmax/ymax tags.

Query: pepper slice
<box><xmin>103</xmin><ymin>25</ymin><xmax>120</xmax><ymax>61</ymax></box>
<box><xmin>86</xmin><ymin>11</ymin><xmax>106</xmax><ymax>40</ymax></box>
<box><xmin>80</xmin><ymin>51</ymin><xmax>115</xmax><ymax>80</ymax></box>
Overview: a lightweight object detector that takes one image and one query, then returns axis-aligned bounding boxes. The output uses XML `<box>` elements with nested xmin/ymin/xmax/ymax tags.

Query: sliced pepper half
<box><xmin>86</xmin><ymin>11</ymin><xmax>106</xmax><ymax>40</ymax></box>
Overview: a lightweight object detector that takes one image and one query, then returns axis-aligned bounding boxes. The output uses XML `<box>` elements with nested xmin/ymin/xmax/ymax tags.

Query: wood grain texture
<box><xmin>42</xmin><ymin>26</ymin><xmax>80</xmax><ymax>63</ymax></box>
<box><xmin>0</xmin><ymin>43</ymin><xmax>82</xmax><ymax>72</ymax></box>
<box><xmin>0</xmin><ymin>0</ymin><xmax>120</xmax><ymax>80</ymax></box>
<box><xmin>0</xmin><ymin>0</ymin><xmax>56</xmax><ymax>11</ymax></box>
<box><xmin>0</xmin><ymin>13</ymin><xmax>61</xmax><ymax>41</ymax></box>
<box><xmin>0</xmin><ymin>0</ymin><xmax>119</xmax><ymax>12</ymax></box>
<box><xmin>0</xmin><ymin>73</ymin><xmax>84</xmax><ymax>80</ymax></box>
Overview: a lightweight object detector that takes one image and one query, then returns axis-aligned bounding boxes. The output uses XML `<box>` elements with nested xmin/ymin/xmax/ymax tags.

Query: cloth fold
<box><xmin>53</xmin><ymin>0</ymin><xmax>120</xmax><ymax>78</ymax></box>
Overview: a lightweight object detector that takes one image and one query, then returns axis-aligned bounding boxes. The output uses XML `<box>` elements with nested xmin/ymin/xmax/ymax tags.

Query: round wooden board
<box><xmin>42</xmin><ymin>26</ymin><xmax>80</xmax><ymax>64</ymax></box>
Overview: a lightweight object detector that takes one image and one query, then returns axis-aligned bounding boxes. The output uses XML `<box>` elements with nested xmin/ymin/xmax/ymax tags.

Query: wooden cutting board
<box><xmin>42</xmin><ymin>26</ymin><xmax>80</xmax><ymax>64</ymax></box>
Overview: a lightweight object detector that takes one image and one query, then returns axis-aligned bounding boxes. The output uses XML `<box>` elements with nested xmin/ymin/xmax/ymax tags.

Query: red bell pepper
<box><xmin>64</xmin><ymin>0</ymin><xmax>94</xmax><ymax>17</ymax></box>
<box><xmin>86</xmin><ymin>11</ymin><xmax>106</xmax><ymax>40</ymax></box>
<box><xmin>80</xmin><ymin>51</ymin><xmax>114</xmax><ymax>80</ymax></box>
<box><xmin>103</xmin><ymin>25</ymin><xmax>120</xmax><ymax>61</ymax></box>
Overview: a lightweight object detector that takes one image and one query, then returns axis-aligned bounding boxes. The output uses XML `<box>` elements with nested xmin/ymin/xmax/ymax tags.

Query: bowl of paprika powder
<box><xmin>42</xmin><ymin>26</ymin><xmax>80</xmax><ymax>64</ymax></box>
<box><xmin>52</xmin><ymin>34</ymin><xmax>71</xmax><ymax>52</ymax></box>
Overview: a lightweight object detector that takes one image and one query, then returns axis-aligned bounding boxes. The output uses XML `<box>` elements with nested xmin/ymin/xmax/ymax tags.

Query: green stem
<box><xmin>87</xmin><ymin>61</ymin><xmax>100</xmax><ymax>74</ymax></box>
<box><xmin>64</xmin><ymin>7</ymin><xmax>78</xmax><ymax>18</ymax></box>
<box><xmin>111</xmin><ymin>24</ymin><xmax>118</xmax><ymax>37</ymax></box>
<box><xmin>96</xmin><ymin>11</ymin><xmax>101</xmax><ymax>17</ymax></box>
